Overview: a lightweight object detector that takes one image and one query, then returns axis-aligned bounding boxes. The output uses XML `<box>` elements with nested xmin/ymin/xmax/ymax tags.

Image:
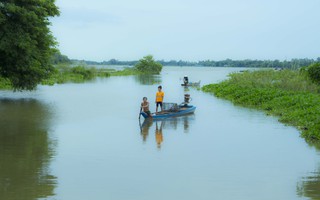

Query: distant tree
<box><xmin>0</xmin><ymin>0</ymin><xmax>60</xmax><ymax>90</ymax></box>
<box><xmin>134</xmin><ymin>55</ymin><xmax>162</xmax><ymax>74</ymax></box>
<box><xmin>51</xmin><ymin>51</ymin><xmax>70</xmax><ymax>64</ymax></box>
<box><xmin>108</xmin><ymin>59</ymin><xmax>118</xmax><ymax>65</ymax></box>
<box><xmin>307</xmin><ymin>63</ymin><xmax>320</xmax><ymax>84</ymax></box>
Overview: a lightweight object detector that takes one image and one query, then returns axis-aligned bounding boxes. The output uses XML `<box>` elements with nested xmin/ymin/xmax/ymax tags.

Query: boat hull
<box><xmin>181</xmin><ymin>81</ymin><xmax>200</xmax><ymax>87</ymax></box>
<box><xmin>140</xmin><ymin>105</ymin><xmax>196</xmax><ymax>119</ymax></box>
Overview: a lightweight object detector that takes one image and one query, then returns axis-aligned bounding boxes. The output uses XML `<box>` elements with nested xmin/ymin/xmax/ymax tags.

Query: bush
<box><xmin>307</xmin><ymin>63</ymin><xmax>320</xmax><ymax>84</ymax></box>
<box><xmin>71</xmin><ymin>66</ymin><xmax>95</xmax><ymax>79</ymax></box>
<box><xmin>134</xmin><ymin>55</ymin><xmax>162</xmax><ymax>74</ymax></box>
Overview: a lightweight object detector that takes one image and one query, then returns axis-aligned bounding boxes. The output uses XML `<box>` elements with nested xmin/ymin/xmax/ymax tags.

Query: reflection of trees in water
<box><xmin>297</xmin><ymin>168</ymin><xmax>320</xmax><ymax>199</ymax></box>
<box><xmin>0</xmin><ymin>99</ymin><xmax>56</xmax><ymax>200</ymax></box>
<box><xmin>134</xmin><ymin>74</ymin><xmax>161</xmax><ymax>85</ymax></box>
<box><xmin>139</xmin><ymin>115</ymin><xmax>194</xmax><ymax>149</ymax></box>
<box><xmin>297</xmin><ymin>143</ymin><xmax>320</xmax><ymax>200</ymax></box>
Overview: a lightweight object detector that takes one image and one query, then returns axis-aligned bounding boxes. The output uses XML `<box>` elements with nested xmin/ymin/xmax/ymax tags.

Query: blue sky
<box><xmin>51</xmin><ymin>0</ymin><xmax>320</xmax><ymax>61</ymax></box>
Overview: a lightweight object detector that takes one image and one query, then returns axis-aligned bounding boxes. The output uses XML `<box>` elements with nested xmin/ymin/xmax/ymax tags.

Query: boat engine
<box><xmin>184</xmin><ymin>94</ymin><xmax>191</xmax><ymax>104</ymax></box>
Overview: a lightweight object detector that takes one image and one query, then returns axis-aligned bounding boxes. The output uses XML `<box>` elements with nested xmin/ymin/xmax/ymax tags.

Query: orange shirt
<box><xmin>156</xmin><ymin>91</ymin><xmax>164</xmax><ymax>102</ymax></box>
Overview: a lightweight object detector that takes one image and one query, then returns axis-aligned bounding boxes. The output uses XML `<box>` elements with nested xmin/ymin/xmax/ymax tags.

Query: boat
<box><xmin>140</xmin><ymin>104</ymin><xmax>196</xmax><ymax>119</ymax></box>
<box><xmin>181</xmin><ymin>81</ymin><xmax>201</xmax><ymax>87</ymax></box>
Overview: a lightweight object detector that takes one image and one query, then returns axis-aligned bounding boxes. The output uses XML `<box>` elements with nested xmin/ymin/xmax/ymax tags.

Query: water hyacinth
<box><xmin>202</xmin><ymin>69</ymin><xmax>320</xmax><ymax>143</ymax></box>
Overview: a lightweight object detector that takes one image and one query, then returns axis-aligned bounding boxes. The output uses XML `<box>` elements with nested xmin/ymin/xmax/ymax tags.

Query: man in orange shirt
<box><xmin>155</xmin><ymin>85</ymin><xmax>164</xmax><ymax>113</ymax></box>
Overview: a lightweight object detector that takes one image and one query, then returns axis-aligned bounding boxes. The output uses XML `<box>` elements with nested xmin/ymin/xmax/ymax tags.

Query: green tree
<box><xmin>51</xmin><ymin>51</ymin><xmax>70</xmax><ymax>64</ymax></box>
<box><xmin>0</xmin><ymin>0</ymin><xmax>60</xmax><ymax>90</ymax></box>
<box><xmin>134</xmin><ymin>55</ymin><xmax>163</xmax><ymax>74</ymax></box>
<box><xmin>307</xmin><ymin>63</ymin><xmax>320</xmax><ymax>84</ymax></box>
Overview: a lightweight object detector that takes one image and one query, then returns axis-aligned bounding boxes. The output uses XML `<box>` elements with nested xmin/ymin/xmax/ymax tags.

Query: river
<box><xmin>0</xmin><ymin>67</ymin><xmax>319</xmax><ymax>200</ymax></box>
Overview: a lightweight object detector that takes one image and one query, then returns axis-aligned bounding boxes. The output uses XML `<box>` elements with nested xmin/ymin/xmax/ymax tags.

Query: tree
<box><xmin>134</xmin><ymin>55</ymin><xmax>162</xmax><ymax>74</ymax></box>
<box><xmin>0</xmin><ymin>0</ymin><xmax>60</xmax><ymax>90</ymax></box>
<box><xmin>307</xmin><ymin>63</ymin><xmax>320</xmax><ymax>84</ymax></box>
<box><xmin>51</xmin><ymin>51</ymin><xmax>71</xmax><ymax>64</ymax></box>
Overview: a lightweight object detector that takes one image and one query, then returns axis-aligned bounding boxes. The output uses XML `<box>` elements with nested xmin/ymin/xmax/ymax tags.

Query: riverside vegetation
<box><xmin>0</xmin><ymin>55</ymin><xmax>162</xmax><ymax>90</ymax></box>
<box><xmin>202</xmin><ymin>64</ymin><xmax>320</xmax><ymax>143</ymax></box>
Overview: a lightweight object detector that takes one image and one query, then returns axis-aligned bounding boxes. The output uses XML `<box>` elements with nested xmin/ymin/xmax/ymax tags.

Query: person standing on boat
<box><xmin>183</xmin><ymin>75</ymin><xmax>189</xmax><ymax>86</ymax></box>
<box><xmin>141</xmin><ymin>97</ymin><xmax>152</xmax><ymax>118</ymax></box>
<box><xmin>155</xmin><ymin>85</ymin><xmax>164</xmax><ymax>113</ymax></box>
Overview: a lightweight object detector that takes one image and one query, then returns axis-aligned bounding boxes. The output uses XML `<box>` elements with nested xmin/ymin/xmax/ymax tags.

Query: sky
<box><xmin>51</xmin><ymin>0</ymin><xmax>320</xmax><ymax>62</ymax></box>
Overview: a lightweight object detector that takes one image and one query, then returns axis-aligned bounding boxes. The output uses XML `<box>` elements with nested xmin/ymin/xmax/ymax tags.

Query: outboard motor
<box><xmin>183</xmin><ymin>76</ymin><xmax>189</xmax><ymax>85</ymax></box>
<box><xmin>184</xmin><ymin>94</ymin><xmax>191</xmax><ymax>104</ymax></box>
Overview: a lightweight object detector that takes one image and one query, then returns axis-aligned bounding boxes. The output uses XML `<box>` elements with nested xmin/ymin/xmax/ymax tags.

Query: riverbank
<box><xmin>202</xmin><ymin>69</ymin><xmax>320</xmax><ymax>143</ymax></box>
<box><xmin>41</xmin><ymin>65</ymin><xmax>143</xmax><ymax>85</ymax></box>
<box><xmin>0</xmin><ymin>65</ymin><xmax>140</xmax><ymax>89</ymax></box>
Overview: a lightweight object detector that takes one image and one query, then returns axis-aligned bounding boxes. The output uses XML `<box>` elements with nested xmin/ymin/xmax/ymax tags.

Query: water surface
<box><xmin>0</xmin><ymin>67</ymin><xmax>319</xmax><ymax>200</ymax></box>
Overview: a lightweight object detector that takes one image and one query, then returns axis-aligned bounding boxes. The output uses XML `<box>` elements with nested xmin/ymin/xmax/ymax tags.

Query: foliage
<box><xmin>197</xmin><ymin>58</ymin><xmax>319</xmax><ymax>69</ymax></box>
<box><xmin>109</xmin><ymin>67</ymin><xmax>140</xmax><ymax>76</ymax></box>
<box><xmin>0</xmin><ymin>76</ymin><xmax>12</xmax><ymax>90</ymax></box>
<box><xmin>306</xmin><ymin>62</ymin><xmax>320</xmax><ymax>84</ymax></box>
<box><xmin>51</xmin><ymin>51</ymin><xmax>71</xmax><ymax>64</ymax></box>
<box><xmin>73</xmin><ymin>57</ymin><xmax>320</xmax><ymax>69</ymax></box>
<box><xmin>41</xmin><ymin>64</ymin><xmax>110</xmax><ymax>85</ymax></box>
<box><xmin>0</xmin><ymin>0</ymin><xmax>60</xmax><ymax>90</ymax></box>
<box><xmin>0</xmin><ymin>64</ymin><xmax>142</xmax><ymax>88</ymax></box>
<box><xmin>226</xmin><ymin>69</ymin><xmax>320</xmax><ymax>93</ymax></box>
<box><xmin>70</xmin><ymin>66</ymin><xmax>95</xmax><ymax>79</ymax></box>
<box><xmin>202</xmin><ymin>69</ymin><xmax>320</xmax><ymax>143</ymax></box>
<box><xmin>134</xmin><ymin>55</ymin><xmax>163</xmax><ymax>74</ymax></box>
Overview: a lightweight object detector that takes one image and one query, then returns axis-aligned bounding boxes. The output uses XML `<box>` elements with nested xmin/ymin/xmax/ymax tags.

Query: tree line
<box><xmin>70</xmin><ymin>57</ymin><xmax>320</xmax><ymax>69</ymax></box>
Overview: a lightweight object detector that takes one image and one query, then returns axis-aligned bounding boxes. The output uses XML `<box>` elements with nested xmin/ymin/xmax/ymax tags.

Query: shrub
<box><xmin>71</xmin><ymin>66</ymin><xmax>95</xmax><ymax>79</ymax></box>
<box><xmin>307</xmin><ymin>63</ymin><xmax>320</xmax><ymax>84</ymax></box>
<box><xmin>134</xmin><ymin>55</ymin><xmax>162</xmax><ymax>74</ymax></box>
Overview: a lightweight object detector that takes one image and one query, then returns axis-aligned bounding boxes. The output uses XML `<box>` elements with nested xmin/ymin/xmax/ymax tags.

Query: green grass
<box><xmin>202</xmin><ymin>69</ymin><xmax>320</xmax><ymax>143</ymax></box>
<box><xmin>0</xmin><ymin>65</ymin><xmax>142</xmax><ymax>89</ymax></box>
<box><xmin>41</xmin><ymin>64</ymin><xmax>111</xmax><ymax>85</ymax></box>
<box><xmin>109</xmin><ymin>67</ymin><xmax>141</xmax><ymax>76</ymax></box>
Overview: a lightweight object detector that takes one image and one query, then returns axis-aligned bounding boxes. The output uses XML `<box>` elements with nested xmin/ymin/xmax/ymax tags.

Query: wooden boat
<box><xmin>181</xmin><ymin>81</ymin><xmax>201</xmax><ymax>87</ymax></box>
<box><xmin>140</xmin><ymin>104</ymin><xmax>196</xmax><ymax>119</ymax></box>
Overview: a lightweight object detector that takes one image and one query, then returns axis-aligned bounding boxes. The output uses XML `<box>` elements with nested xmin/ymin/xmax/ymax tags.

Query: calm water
<box><xmin>0</xmin><ymin>67</ymin><xmax>319</xmax><ymax>200</ymax></box>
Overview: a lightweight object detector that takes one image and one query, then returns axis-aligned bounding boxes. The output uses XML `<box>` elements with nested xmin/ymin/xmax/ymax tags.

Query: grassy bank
<box><xmin>41</xmin><ymin>64</ymin><xmax>111</xmax><ymax>85</ymax></box>
<box><xmin>107</xmin><ymin>67</ymin><xmax>141</xmax><ymax>76</ymax></box>
<box><xmin>202</xmin><ymin>69</ymin><xmax>320</xmax><ymax>143</ymax></box>
<box><xmin>0</xmin><ymin>65</ymin><xmax>142</xmax><ymax>90</ymax></box>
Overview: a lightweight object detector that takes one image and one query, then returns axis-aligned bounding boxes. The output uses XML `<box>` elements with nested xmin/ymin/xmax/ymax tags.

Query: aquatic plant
<box><xmin>41</xmin><ymin>64</ymin><xmax>110</xmax><ymax>85</ymax></box>
<box><xmin>202</xmin><ymin>69</ymin><xmax>320</xmax><ymax>143</ymax></box>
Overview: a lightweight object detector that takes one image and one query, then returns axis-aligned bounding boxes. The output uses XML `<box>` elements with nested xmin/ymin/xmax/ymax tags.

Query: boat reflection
<box><xmin>139</xmin><ymin>115</ymin><xmax>194</xmax><ymax>149</ymax></box>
